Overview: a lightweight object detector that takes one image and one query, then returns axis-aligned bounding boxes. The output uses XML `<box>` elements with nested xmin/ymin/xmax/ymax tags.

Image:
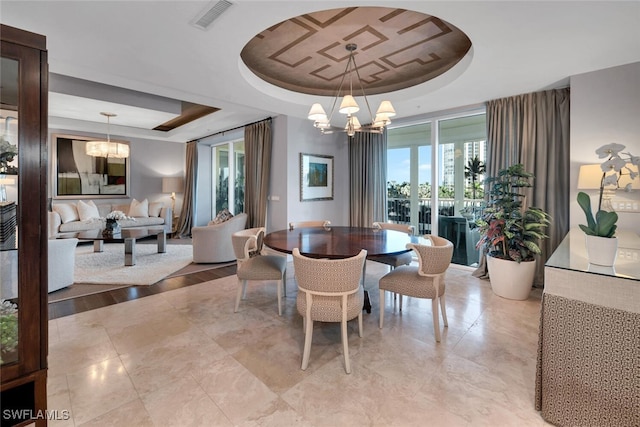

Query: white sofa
<box><xmin>49</xmin><ymin>200</ymin><xmax>172</xmax><ymax>237</ymax></box>
<box><xmin>48</xmin><ymin>238</ymin><xmax>78</xmax><ymax>293</ymax></box>
<box><xmin>192</xmin><ymin>213</ymin><xmax>248</xmax><ymax>263</ymax></box>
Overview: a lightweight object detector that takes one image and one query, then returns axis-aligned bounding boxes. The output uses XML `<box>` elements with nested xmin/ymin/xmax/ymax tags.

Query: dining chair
<box><xmin>232</xmin><ymin>227</ymin><xmax>287</xmax><ymax>316</ymax></box>
<box><xmin>288</xmin><ymin>220</ymin><xmax>331</xmax><ymax>230</ymax></box>
<box><xmin>370</xmin><ymin>221</ymin><xmax>415</xmax><ymax>270</ymax></box>
<box><xmin>378</xmin><ymin>235</ymin><xmax>453</xmax><ymax>342</ymax></box>
<box><xmin>292</xmin><ymin>247</ymin><xmax>367</xmax><ymax>374</ymax></box>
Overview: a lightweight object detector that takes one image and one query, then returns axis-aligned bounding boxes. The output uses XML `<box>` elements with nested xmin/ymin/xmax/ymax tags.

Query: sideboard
<box><xmin>535</xmin><ymin>228</ymin><xmax>639</xmax><ymax>426</ymax></box>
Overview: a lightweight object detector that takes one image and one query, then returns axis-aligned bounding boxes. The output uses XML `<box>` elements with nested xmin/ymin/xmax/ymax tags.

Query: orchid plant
<box><xmin>577</xmin><ymin>143</ymin><xmax>639</xmax><ymax>238</ymax></box>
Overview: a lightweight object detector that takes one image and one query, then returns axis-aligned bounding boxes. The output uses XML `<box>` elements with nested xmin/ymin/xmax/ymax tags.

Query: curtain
<box><xmin>473</xmin><ymin>88</ymin><xmax>571</xmax><ymax>286</ymax></box>
<box><xmin>349</xmin><ymin>130</ymin><xmax>387</xmax><ymax>227</ymax></box>
<box><xmin>176</xmin><ymin>141</ymin><xmax>198</xmax><ymax>237</ymax></box>
<box><xmin>244</xmin><ymin>119</ymin><xmax>272</xmax><ymax>228</ymax></box>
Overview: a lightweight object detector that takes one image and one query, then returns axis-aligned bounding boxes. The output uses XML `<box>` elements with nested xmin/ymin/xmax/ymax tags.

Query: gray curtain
<box><xmin>473</xmin><ymin>88</ymin><xmax>571</xmax><ymax>286</ymax></box>
<box><xmin>244</xmin><ymin>119</ymin><xmax>272</xmax><ymax>228</ymax></box>
<box><xmin>349</xmin><ymin>130</ymin><xmax>387</xmax><ymax>227</ymax></box>
<box><xmin>176</xmin><ymin>141</ymin><xmax>198</xmax><ymax>237</ymax></box>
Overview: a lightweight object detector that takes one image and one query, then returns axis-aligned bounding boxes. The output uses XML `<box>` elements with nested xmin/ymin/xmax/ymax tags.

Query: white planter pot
<box><xmin>486</xmin><ymin>256</ymin><xmax>536</xmax><ymax>301</ymax></box>
<box><xmin>584</xmin><ymin>235</ymin><xmax>618</xmax><ymax>267</ymax></box>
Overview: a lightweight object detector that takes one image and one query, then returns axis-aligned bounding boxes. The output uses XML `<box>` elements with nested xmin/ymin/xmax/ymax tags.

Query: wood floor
<box><xmin>48</xmin><ymin>265</ymin><xmax>237</xmax><ymax>320</ymax></box>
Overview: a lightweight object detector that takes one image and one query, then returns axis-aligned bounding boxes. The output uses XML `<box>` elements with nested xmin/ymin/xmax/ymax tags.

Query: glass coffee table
<box><xmin>58</xmin><ymin>227</ymin><xmax>166</xmax><ymax>266</ymax></box>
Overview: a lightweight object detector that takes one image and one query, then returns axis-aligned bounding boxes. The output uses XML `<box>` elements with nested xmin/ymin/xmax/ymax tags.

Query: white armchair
<box><xmin>48</xmin><ymin>238</ymin><xmax>78</xmax><ymax>293</ymax></box>
<box><xmin>192</xmin><ymin>213</ymin><xmax>248</xmax><ymax>263</ymax></box>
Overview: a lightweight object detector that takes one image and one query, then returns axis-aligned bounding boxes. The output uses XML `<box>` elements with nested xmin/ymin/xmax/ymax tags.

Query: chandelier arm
<box><xmin>327</xmin><ymin>52</ymin><xmax>354</xmax><ymax>124</ymax></box>
<box><xmin>352</xmin><ymin>55</ymin><xmax>376</xmax><ymax>125</ymax></box>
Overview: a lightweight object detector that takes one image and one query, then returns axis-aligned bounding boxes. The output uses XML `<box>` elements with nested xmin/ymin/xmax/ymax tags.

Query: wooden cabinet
<box><xmin>0</xmin><ymin>24</ymin><xmax>49</xmax><ymax>426</ymax></box>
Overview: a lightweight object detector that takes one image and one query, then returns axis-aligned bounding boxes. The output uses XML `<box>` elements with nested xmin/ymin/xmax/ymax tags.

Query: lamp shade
<box><xmin>162</xmin><ymin>177</ymin><xmax>184</xmax><ymax>194</ymax></box>
<box><xmin>339</xmin><ymin>95</ymin><xmax>359</xmax><ymax>114</ymax></box>
<box><xmin>308</xmin><ymin>103</ymin><xmax>327</xmax><ymax>121</ymax></box>
<box><xmin>577</xmin><ymin>164</ymin><xmax>604</xmax><ymax>189</ymax></box>
<box><xmin>375</xmin><ymin>100</ymin><xmax>396</xmax><ymax>117</ymax></box>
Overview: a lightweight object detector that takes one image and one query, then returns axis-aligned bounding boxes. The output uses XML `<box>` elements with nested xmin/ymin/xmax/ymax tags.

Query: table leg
<box><xmin>125</xmin><ymin>238</ymin><xmax>136</xmax><ymax>266</ymax></box>
<box><xmin>93</xmin><ymin>240</ymin><xmax>104</xmax><ymax>252</ymax></box>
<box><xmin>157</xmin><ymin>230</ymin><xmax>166</xmax><ymax>253</ymax></box>
<box><xmin>362</xmin><ymin>261</ymin><xmax>371</xmax><ymax>313</ymax></box>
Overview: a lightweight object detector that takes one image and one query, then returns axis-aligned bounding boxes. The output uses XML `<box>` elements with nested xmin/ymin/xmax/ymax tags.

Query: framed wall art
<box><xmin>52</xmin><ymin>134</ymin><xmax>130</xmax><ymax>199</ymax></box>
<box><xmin>300</xmin><ymin>153</ymin><xmax>333</xmax><ymax>201</ymax></box>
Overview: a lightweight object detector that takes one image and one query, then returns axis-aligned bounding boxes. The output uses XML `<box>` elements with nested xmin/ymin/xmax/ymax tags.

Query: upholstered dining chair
<box><xmin>370</xmin><ymin>221</ymin><xmax>415</xmax><ymax>270</ymax></box>
<box><xmin>292</xmin><ymin>248</ymin><xmax>367</xmax><ymax>374</ymax></box>
<box><xmin>378</xmin><ymin>235</ymin><xmax>453</xmax><ymax>342</ymax></box>
<box><xmin>288</xmin><ymin>220</ymin><xmax>331</xmax><ymax>230</ymax></box>
<box><xmin>232</xmin><ymin>227</ymin><xmax>287</xmax><ymax>316</ymax></box>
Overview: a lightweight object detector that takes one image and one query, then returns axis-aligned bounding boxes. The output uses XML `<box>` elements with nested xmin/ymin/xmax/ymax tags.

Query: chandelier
<box><xmin>307</xmin><ymin>43</ymin><xmax>396</xmax><ymax>137</ymax></box>
<box><xmin>85</xmin><ymin>112</ymin><xmax>129</xmax><ymax>158</ymax></box>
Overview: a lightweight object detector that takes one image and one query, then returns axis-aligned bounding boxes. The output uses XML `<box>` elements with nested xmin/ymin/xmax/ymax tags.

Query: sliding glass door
<box><xmin>387</xmin><ymin>111</ymin><xmax>486</xmax><ymax>266</ymax></box>
<box><xmin>212</xmin><ymin>139</ymin><xmax>245</xmax><ymax>216</ymax></box>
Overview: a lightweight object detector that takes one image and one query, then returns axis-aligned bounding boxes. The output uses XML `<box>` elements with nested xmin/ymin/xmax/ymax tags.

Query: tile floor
<box><xmin>47</xmin><ymin>262</ymin><xmax>550</xmax><ymax>426</ymax></box>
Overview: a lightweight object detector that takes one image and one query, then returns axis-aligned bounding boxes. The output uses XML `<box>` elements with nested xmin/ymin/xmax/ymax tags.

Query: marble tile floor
<box><xmin>47</xmin><ymin>261</ymin><xmax>551</xmax><ymax>426</ymax></box>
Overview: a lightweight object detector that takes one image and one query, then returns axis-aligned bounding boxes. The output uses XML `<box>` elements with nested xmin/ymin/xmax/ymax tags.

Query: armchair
<box><xmin>48</xmin><ymin>238</ymin><xmax>78</xmax><ymax>293</ymax></box>
<box><xmin>192</xmin><ymin>213</ymin><xmax>248</xmax><ymax>263</ymax></box>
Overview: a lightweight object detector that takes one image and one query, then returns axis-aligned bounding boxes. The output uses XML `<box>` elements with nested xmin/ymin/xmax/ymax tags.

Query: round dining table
<box><xmin>263</xmin><ymin>226</ymin><xmax>421</xmax><ymax>312</ymax></box>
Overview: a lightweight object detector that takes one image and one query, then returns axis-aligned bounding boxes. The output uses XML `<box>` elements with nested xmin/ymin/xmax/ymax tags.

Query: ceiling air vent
<box><xmin>190</xmin><ymin>0</ymin><xmax>233</xmax><ymax>31</ymax></box>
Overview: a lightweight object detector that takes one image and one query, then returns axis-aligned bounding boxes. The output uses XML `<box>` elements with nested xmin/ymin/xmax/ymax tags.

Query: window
<box><xmin>212</xmin><ymin>139</ymin><xmax>245</xmax><ymax>215</ymax></box>
<box><xmin>387</xmin><ymin>111</ymin><xmax>486</xmax><ymax>266</ymax></box>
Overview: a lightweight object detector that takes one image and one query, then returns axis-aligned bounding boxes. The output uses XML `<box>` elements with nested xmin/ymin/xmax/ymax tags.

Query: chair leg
<box><xmin>341</xmin><ymin>318</ymin><xmax>351</xmax><ymax>374</ymax></box>
<box><xmin>358</xmin><ymin>312</ymin><xmax>363</xmax><ymax>338</ymax></box>
<box><xmin>301</xmin><ymin>317</ymin><xmax>313</xmax><ymax>370</ymax></box>
<box><xmin>276</xmin><ymin>279</ymin><xmax>282</xmax><ymax>316</ymax></box>
<box><xmin>379</xmin><ymin>289</ymin><xmax>385</xmax><ymax>329</ymax></box>
<box><xmin>432</xmin><ymin>298</ymin><xmax>441</xmax><ymax>342</ymax></box>
<box><xmin>440</xmin><ymin>295</ymin><xmax>448</xmax><ymax>327</ymax></box>
<box><xmin>283</xmin><ymin>272</ymin><xmax>287</xmax><ymax>297</ymax></box>
<box><xmin>399</xmin><ymin>294</ymin><xmax>403</xmax><ymax>311</ymax></box>
<box><xmin>234</xmin><ymin>279</ymin><xmax>244</xmax><ymax>312</ymax></box>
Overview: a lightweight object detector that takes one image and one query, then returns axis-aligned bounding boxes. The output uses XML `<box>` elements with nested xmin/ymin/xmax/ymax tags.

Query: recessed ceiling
<box><xmin>241</xmin><ymin>7</ymin><xmax>472</xmax><ymax>96</ymax></box>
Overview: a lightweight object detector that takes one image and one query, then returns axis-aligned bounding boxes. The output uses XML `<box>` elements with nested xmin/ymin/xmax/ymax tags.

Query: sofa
<box><xmin>49</xmin><ymin>198</ymin><xmax>172</xmax><ymax>237</ymax></box>
<box><xmin>192</xmin><ymin>212</ymin><xmax>248</xmax><ymax>263</ymax></box>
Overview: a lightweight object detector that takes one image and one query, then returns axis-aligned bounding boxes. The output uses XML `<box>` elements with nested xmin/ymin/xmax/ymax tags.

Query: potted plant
<box><xmin>475</xmin><ymin>164</ymin><xmax>550</xmax><ymax>300</ymax></box>
<box><xmin>577</xmin><ymin>143</ymin><xmax>638</xmax><ymax>266</ymax></box>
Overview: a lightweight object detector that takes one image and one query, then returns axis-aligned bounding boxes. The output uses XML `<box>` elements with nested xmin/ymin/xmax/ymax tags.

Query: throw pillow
<box><xmin>129</xmin><ymin>198</ymin><xmax>149</xmax><ymax>217</ymax></box>
<box><xmin>148</xmin><ymin>202</ymin><xmax>163</xmax><ymax>217</ymax></box>
<box><xmin>77</xmin><ymin>200</ymin><xmax>100</xmax><ymax>221</ymax></box>
<box><xmin>53</xmin><ymin>203</ymin><xmax>79</xmax><ymax>224</ymax></box>
<box><xmin>212</xmin><ymin>208</ymin><xmax>234</xmax><ymax>224</ymax></box>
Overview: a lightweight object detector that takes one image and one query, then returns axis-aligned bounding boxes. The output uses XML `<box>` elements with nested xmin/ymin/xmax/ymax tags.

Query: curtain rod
<box><xmin>190</xmin><ymin>117</ymin><xmax>272</xmax><ymax>143</ymax></box>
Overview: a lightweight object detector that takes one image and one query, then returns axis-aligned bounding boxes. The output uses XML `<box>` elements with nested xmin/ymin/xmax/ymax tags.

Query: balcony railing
<box><xmin>387</xmin><ymin>197</ymin><xmax>484</xmax><ymax>266</ymax></box>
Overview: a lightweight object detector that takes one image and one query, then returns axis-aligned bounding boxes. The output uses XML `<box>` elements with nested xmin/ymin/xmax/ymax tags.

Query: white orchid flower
<box><xmin>602</xmin><ymin>173</ymin><xmax>619</xmax><ymax>187</ymax></box>
<box><xmin>600</xmin><ymin>156</ymin><xmax>627</xmax><ymax>173</ymax></box>
<box><xmin>595</xmin><ymin>143</ymin><xmax>625</xmax><ymax>159</ymax></box>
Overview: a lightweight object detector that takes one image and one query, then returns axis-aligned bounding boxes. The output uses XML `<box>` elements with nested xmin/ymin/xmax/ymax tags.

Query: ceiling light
<box><xmin>307</xmin><ymin>43</ymin><xmax>395</xmax><ymax>136</ymax></box>
<box><xmin>86</xmin><ymin>112</ymin><xmax>129</xmax><ymax>159</ymax></box>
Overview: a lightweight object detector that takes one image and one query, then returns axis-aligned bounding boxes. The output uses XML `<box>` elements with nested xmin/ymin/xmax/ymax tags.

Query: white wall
<box><xmin>570</xmin><ymin>62</ymin><xmax>640</xmax><ymax>233</ymax></box>
<box><xmin>48</xmin><ymin>129</ymin><xmax>185</xmax><ymax>212</ymax></box>
<box><xmin>270</xmin><ymin>115</ymin><xmax>349</xmax><ymax>232</ymax></box>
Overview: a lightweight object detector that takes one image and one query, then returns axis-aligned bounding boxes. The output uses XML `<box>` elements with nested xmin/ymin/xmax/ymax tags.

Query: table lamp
<box><xmin>162</xmin><ymin>176</ymin><xmax>184</xmax><ymax>213</ymax></box>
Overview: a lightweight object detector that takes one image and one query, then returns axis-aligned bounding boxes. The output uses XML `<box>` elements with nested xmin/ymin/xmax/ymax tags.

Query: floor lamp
<box><xmin>162</xmin><ymin>177</ymin><xmax>184</xmax><ymax>232</ymax></box>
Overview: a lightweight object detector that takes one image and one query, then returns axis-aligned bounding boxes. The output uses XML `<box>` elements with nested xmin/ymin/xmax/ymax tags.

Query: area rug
<box><xmin>74</xmin><ymin>243</ymin><xmax>194</xmax><ymax>286</ymax></box>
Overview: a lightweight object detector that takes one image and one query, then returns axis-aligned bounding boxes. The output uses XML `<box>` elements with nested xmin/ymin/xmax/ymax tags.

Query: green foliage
<box><xmin>465</xmin><ymin>156</ymin><xmax>486</xmax><ymax>201</ymax></box>
<box><xmin>0</xmin><ymin>300</ymin><xmax>18</xmax><ymax>363</ymax></box>
<box><xmin>475</xmin><ymin>164</ymin><xmax>551</xmax><ymax>262</ymax></box>
<box><xmin>576</xmin><ymin>191</ymin><xmax>618</xmax><ymax>238</ymax></box>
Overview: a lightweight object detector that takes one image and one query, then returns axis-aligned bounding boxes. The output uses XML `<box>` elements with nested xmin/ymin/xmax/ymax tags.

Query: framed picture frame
<box><xmin>300</xmin><ymin>153</ymin><xmax>333</xmax><ymax>201</ymax></box>
<box><xmin>51</xmin><ymin>134</ymin><xmax>130</xmax><ymax>199</ymax></box>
